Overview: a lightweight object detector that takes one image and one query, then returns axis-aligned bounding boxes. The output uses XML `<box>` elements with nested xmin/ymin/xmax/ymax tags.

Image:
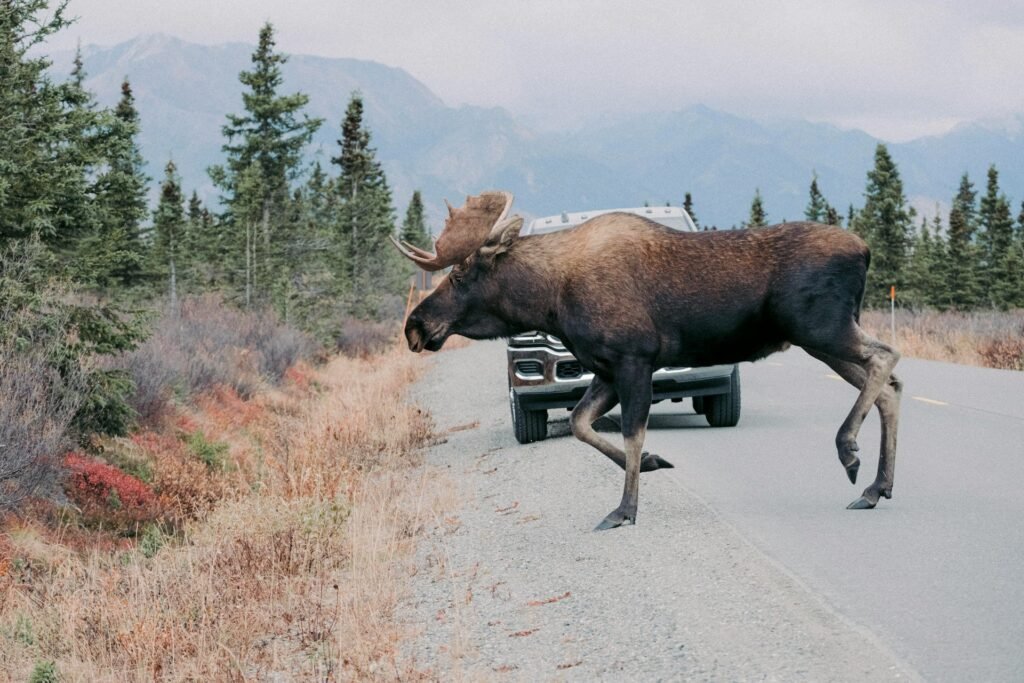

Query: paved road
<box><xmin>404</xmin><ymin>340</ymin><xmax>1022</xmax><ymax>681</ymax></box>
<box><xmin>641</xmin><ymin>347</ymin><xmax>1024</xmax><ymax>683</ymax></box>
<box><xmin>405</xmin><ymin>344</ymin><xmax>921</xmax><ymax>679</ymax></box>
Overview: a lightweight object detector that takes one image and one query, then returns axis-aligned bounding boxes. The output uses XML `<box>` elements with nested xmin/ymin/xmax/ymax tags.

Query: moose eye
<box><xmin>449</xmin><ymin>268</ymin><xmax>465</xmax><ymax>285</ymax></box>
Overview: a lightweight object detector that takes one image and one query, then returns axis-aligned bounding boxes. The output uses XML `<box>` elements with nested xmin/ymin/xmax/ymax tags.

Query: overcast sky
<box><xmin>48</xmin><ymin>0</ymin><xmax>1024</xmax><ymax>142</ymax></box>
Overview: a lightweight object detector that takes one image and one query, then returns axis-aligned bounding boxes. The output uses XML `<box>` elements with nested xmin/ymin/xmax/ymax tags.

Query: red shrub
<box><xmin>283</xmin><ymin>361</ymin><xmax>314</xmax><ymax>391</ymax></box>
<box><xmin>64</xmin><ymin>453</ymin><xmax>159</xmax><ymax>528</ymax></box>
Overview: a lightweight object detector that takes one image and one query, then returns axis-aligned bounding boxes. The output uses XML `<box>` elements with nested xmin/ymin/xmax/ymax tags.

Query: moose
<box><xmin>392</xmin><ymin>191</ymin><xmax>902</xmax><ymax>530</ymax></box>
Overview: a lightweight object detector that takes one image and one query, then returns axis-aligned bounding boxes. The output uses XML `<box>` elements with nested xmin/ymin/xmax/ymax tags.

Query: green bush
<box><xmin>186</xmin><ymin>431</ymin><xmax>230</xmax><ymax>471</ymax></box>
<box><xmin>29</xmin><ymin>660</ymin><xmax>59</xmax><ymax>683</ymax></box>
<box><xmin>139</xmin><ymin>523</ymin><xmax>165</xmax><ymax>558</ymax></box>
<box><xmin>0</xmin><ymin>241</ymin><xmax>144</xmax><ymax>443</ymax></box>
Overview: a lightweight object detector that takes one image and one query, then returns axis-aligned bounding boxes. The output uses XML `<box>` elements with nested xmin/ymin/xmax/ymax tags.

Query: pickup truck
<box><xmin>506</xmin><ymin>206</ymin><xmax>740</xmax><ymax>443</ymax></box>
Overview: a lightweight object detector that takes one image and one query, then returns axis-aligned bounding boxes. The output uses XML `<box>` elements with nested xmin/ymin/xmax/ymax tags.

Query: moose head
<box><xmin>391</xmin><ymin>191</ymin><xmax>525</xmax><ymax>352</ymax></box>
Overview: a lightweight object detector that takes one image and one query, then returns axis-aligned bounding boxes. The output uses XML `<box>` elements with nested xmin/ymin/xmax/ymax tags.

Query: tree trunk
<box><xmin>262</xmin><ymin>197</ymin><xmax>271</xmax><ymax>303</ymax></box>
<box><xmin>245</xmin><ymin>220</ymin><xmax>252</xmax><ymax>309</ymax></box>
<box><xmin>351</xmin><ymin>181</ymin><xmax>359</xmax><ymax>303</ymax></box>
<box><xmin>169</xmin><ymin>254</ymin><xmax>177</xmax><ymax>308</ymax></box>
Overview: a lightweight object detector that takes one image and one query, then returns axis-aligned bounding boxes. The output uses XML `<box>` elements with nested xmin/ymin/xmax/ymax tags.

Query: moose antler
<box><xmin>390</xmin><ymin>191</ymin><xmax>514</xmax><ymax>271</ymax></box>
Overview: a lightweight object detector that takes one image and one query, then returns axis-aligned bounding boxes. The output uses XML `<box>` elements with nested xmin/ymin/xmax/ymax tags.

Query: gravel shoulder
<box><xmin>403</xmin><ymin>340</ymin><xmax>919</xmax><ymax>681</ymax></box>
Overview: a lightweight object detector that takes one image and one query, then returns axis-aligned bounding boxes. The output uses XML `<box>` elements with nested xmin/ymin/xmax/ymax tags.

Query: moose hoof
<box><xmin>594</xmin><ymin>507</ymin><xmax>636</xmax><ymax>531</ymax></box>
<box><xmin>843</xmin><ymin>457</ymin><xmax>860</xmax><ymax>485</ymax></box>
<box><xmin>847</xmin><ymin>483</ymin><xmax>891</xmax><ymax>510</ymax></box>
<box><xmin>846</xmin><ymin>495</ymin><xmax>876</xmax><ymax>510</ymax></box>
<box><xmin>640</xmin><ymin>452</ymin><xmax>674</xmax><ymax>472</ymax></box>
<box><xmin>847</xmin><ymin>486</ymin><xmax>883</xmax><ymax>509</ymax></box>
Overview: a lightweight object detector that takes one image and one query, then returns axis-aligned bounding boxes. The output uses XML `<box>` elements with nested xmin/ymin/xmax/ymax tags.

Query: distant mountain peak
<box><xmin>113</xmin><ymin>32</ymin><xmax>187</xmax><ymax>59</ymax></box>
<box><xmin>49</xmin><ymin>34</ymin><xmax>1024</xmax><ymax>228</ymax></box>
<box><xmin>952</xmin><ymin>114</ymin><xmax>1024</xmax><ymax>141</ymax></box>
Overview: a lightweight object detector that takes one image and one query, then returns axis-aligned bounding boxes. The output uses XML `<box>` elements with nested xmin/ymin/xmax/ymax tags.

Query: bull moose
<box><xmin>392</xmin><ymin>191</ymin><xmax>902</xmax><ymax>531</ymax></box>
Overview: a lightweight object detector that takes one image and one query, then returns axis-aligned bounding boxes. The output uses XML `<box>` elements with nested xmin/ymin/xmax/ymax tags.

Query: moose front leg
<box><xmin>571</xmin><ymin>376</ymin><xmax>673</xmax><ymax>473</ymax></box>
<box><xmin>594</xmin><ymin>364</ymin><xmax>654</xmax><ymax>531</ymax></box>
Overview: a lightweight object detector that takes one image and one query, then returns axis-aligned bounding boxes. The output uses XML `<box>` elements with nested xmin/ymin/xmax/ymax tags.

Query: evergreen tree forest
<box><xmin>0</xmin><ymin>3</ymin><xmax>418</xmax><ymax>459</ymax></box>
<box><xmin>2</xmin><ymin>9</ymin><xmax>420</xmax><ymax>324</ymax></box>
<box><xmin>746</xmin><ymin>146</ymin><xmax>1024</xmax><ymax>310</ymax></box>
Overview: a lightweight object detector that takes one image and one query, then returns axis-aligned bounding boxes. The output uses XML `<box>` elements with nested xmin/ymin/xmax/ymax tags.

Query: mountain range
<box><xmin>52</xmin><ymin>34</ymin><xmax>1024</xmax><ymax>230</ymax></box>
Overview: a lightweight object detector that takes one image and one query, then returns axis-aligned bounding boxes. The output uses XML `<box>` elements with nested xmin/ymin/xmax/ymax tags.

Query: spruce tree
<box><xmin>87</xmin><ymin>79</ymin><xmax>149</xmax><ymax>290</ymax></box>
<box><xmin>905</xmin><ymin>215</ymin><xmax>945</xmax><ymax>308</ymax></box>
<box><xmin>976</xmin><ymin>165</ymin><xmax>1015</xmax><ymax>306</ymax></box>
<box><xmin>278</xmin><ymin>164</ymin><xmax>340</xmax><ymax>340</ymax></box>
<box><xmin>926</xmin><ymin>212</ymin><xmax>948</xmax><ymax>308</ymax></box>
<box><xmin>683</xmin><ymin>192</ymin><xmax>698</xmax><ymax>228</ymax></box>
<box><xmin>0</xmin><ymin>1</ymin><xmax>77</xmax><ymax>246</ymax></box>
<box><xmin>746</xmin><ymin>189</ymin><xmax>767</xmax><ymax>228</ymax></box>
<box><xmin>210</xmin><ymin>21</ymin><xmax>322</xmax><ymax>306</ymax></box>
<box><xmin>805</xmin><ymin>173</ymin><xmax>828</xmax><ymax>222</ymax></box>
<box><xmin>944</xmin><ymin>204</ymin><xmax>980</xmax><ymax>310</ymax></box>
<box><xmin>400</xmin><ymin>190</ymin><xmax>431</xmax><ymax>249</ymax></box>
<box><xmin>852</xmin><ymin>144</ymin><xmax>914</xmax><ymax>307</ymax></box>
<box><xmin>53</xmin><ymin>46</ymin><xmax>115</xmax><ymax>275</ymax></box>
<box><xmin>331</xmin><ymin>92</ymin><xmax>401</xmax><ymax>318</ymax></box>
<box><xmin>953</xmin><ymin>172</ymin><xmax>978</xmax><ymax>238</ymax></box>
<box><xmin>992</xmin><ymin>238</ymin><xmax>1024</xmax><ymax>309</ymax></box>
<box><xmin>151</xmin><ymin>161</ymin><xmax>185</xmax><ymax>305</ymax></box>
<box><xmin>181</xmin><ymin>191</ymin><xmax>206</xmax><ymax>290</ymax></box>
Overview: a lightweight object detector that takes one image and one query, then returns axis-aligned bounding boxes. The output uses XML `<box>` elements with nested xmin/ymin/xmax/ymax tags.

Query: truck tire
<box><xmin>704</xmin><ymin>366</ymin><xmax>741</xmax><ymax>428</ymax></box>
<box><xmin>510</xmin><ymin>386</ymin><xmax>548</xmax><ymax>443</ymax></box>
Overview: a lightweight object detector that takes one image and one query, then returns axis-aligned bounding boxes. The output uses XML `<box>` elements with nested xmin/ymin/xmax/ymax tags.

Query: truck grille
<box><xmin>555</xmin><ymin>360</ymin><xmax>585</xmax><ymax>379</ymax></box>
<box><xmin>514</xmin><ymin>360</ymin><xmax>544</xmax><ymax>378</ymax></box>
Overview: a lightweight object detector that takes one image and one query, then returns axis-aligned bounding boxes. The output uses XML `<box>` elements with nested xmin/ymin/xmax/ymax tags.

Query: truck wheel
<box><xmin>510</xmin><ymin>387</ymin><xmax>548</xmax><ymax>443</ymax></box>
<box><xmin>705</xmin><ymin>366</ymin><xmax>741</xmax><ymax>428</ymax></box>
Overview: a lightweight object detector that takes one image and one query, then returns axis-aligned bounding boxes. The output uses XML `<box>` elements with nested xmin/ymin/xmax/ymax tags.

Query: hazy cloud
<box><xmin>50</xmin><ymin>0</ymin><xmax>1024</xmax><ymax>141</ymax></box>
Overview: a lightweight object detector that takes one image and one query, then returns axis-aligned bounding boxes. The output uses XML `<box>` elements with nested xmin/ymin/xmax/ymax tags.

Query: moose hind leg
<box><xmin>849</xmin><ymin>371</ymin><xmax>902</xmax><ymax>509</ymax></box>
<box><xmin>595</xmin><ymin>363</ymin><xmax>654</xmax><ymax>531</ymax></box>
<box><xmin>570</xmin><ymin>376</ymin><xmax>673</xmax><ymax>473</ymax></box>
<box><xmin>806</xmin><ymin>341</ymin><xmax>902</xmax><ymax>509</ymax></box>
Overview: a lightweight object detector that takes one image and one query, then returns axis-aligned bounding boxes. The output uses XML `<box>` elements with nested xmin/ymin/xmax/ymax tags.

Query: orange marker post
<box><xmin>889</xmin><ymin>285</ymin><xmax>896</xmax><ymax>344</ymax></box>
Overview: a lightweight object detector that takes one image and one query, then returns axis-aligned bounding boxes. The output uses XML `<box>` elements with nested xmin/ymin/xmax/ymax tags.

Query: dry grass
<box><xmin>0</xmin><ymin>345</ymin><xmax>452</xmax><ymax>681</ymax></box>
<box><xmin>860</xmin><ymin>309</ymin><xmax>1024</xmax><ymax>369</ymax></box>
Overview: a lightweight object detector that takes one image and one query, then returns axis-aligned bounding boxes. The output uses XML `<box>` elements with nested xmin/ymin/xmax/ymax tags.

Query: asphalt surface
<box><xmin>403</xmin><ymin>339</ymin><xmax>1023</xmax><ymax>681</ymax></box>
<box><xmin>642</xmin><ymin>346</ymin><xmax>1024</xmax><ymax>683</ymax></box>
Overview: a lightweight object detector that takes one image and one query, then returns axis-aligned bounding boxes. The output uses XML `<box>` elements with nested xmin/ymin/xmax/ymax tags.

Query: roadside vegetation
<box><xmin>0</xmin><ymin>329</ymin><xmax>449</xmax><ymax>679</ymax></box>
<box><xmin>2</xmin><ymin>3</ymin><xmax>445</xmax><ymax>679</ymax></box>
<box><xmin>861</xmin><ymin>309</ymin><xmax>1024</xmax><ymax>370</ymax></box>
<box><xmin>0</xmin><ymin>2</ymin><xmax>433</xmax><ymax>510</ymax></box>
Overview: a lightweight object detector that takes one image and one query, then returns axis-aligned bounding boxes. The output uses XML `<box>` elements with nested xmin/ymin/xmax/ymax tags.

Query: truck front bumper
<box><xmin>507</xmin><ymin>343</ymin><xmax>735</xmax><ymax>411</ymax></box>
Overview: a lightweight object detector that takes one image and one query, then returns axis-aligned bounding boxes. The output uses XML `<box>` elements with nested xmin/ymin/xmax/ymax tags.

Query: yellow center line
<box><xmin>912</xmin><ymin>396</ymin><xmax>948</xmax><ymax>406</ymax></box>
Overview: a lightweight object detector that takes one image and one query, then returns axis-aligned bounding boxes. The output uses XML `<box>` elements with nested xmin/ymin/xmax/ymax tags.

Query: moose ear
<box><xmin>477</xmin><ymin>215</ymin><xmax>524</xmax><ymax>262</ymax></box>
